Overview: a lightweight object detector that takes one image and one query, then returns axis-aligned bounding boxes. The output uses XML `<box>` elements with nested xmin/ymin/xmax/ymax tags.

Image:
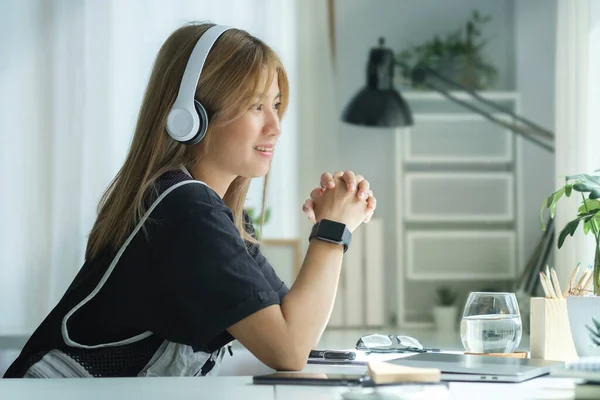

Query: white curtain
<box><xmin>554</xmin><ymin>0</ymin><xmax>600</xmax><ymax>285</ymax></box>
<box><xmin>0</xmin><ymin>0</ymin><xmax>298</xmax><ymax>334</ymax></box>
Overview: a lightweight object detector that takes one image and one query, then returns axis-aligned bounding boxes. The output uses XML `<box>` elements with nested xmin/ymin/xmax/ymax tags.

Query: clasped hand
<box><xmin>301</xmin><ymin>170</ymin><xmax>377</xmax><ymax>232</ymax></box>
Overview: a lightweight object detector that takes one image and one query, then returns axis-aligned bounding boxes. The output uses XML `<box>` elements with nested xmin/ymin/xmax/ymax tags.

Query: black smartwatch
<box><xmin>309</xmin><ymin>219</ymin><xmax>352</xmax><ymax>253</ymax></box>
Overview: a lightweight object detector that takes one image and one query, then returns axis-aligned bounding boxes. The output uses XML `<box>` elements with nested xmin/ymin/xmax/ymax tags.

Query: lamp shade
<box><xmin>342</xmin><ymin>88</ymin><xmax>413</xmax><ymax>127</ymax></box>
<box><xmin>342</xmin><ymin>38</ymin><xmax>413</xmax><ymax>127</ymax></box>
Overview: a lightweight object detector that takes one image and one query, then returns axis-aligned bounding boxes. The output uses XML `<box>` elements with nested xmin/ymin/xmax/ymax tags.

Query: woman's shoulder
<box><xmin>151</xmin><ymin>170</ymin><xmax>228</xmax><ymax>220</ymax></box>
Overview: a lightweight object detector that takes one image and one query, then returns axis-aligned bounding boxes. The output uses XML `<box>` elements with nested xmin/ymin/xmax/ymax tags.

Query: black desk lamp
<box><xmin>341</xmin><ymin>38</ymin><xmax>413</xmax><ymax>128</ymax></box>
<box><xmin>341</xmin><ymin>38</ymin><xmax>555</xmax><ymax>296</ymax></box>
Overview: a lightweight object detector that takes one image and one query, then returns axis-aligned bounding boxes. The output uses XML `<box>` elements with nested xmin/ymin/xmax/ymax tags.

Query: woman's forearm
<box><xmin>280</xmin><ymin>239</ymin><xmax>344</xmax><ymax>359</ymax></box>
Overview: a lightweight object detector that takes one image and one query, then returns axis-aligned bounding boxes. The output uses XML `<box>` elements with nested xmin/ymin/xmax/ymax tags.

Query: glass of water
<box><xmin>460</xmin><ymin>292</ymin><xmax>522</xmax><ymax>353</ymax></box>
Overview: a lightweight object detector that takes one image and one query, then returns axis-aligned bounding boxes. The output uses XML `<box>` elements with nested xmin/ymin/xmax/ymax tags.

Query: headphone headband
<box><xmin>166</xmin><ymin>25</ymin><xmax>232</xmax><ymax>143</ymax></box>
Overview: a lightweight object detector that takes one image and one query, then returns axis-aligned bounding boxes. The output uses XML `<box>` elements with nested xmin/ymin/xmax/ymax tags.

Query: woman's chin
<box><xmin>239</xmin><ymin>165</ymin><xmax>270</xmax><ymax>179</ymax></box>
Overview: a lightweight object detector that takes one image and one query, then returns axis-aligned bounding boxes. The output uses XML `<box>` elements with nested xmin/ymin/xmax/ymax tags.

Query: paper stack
<box><xmin>367</xmin><ymin>361</ymin><xmax>441</xmax><ymax>384</ymax></box>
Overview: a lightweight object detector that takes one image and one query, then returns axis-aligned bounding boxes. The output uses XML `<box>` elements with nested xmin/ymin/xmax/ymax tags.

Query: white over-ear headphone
<box><xmin>166</xmin><ymin>25</ymin><xmax>232</xmax><ymax>144</ymax></box>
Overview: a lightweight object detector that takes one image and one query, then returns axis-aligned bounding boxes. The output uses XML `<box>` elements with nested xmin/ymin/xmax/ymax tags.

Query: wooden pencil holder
<box><xmin>530</xmin><ymin>297</ymin><xmax>578</xmax><ymax>362</ymax></box>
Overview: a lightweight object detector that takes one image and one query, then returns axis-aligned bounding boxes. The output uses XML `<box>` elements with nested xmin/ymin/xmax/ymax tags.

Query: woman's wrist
<box><xmin>308</xmin><ymin>237</ymin><xmax>345</xmax><ymax>253</ymax></box>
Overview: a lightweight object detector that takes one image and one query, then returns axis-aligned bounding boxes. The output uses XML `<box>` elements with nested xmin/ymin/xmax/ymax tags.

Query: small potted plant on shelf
<box><xmin>395</xmin><ymin>10</ymin><xmax>498</xmax><ymax>90</ymax></box>
<box><xmin>433</xmin><ymin>287</ymin><xmax>459</xmax><ymax>332</ymax></box>
<box><xmin>541</xmin><ymin>171</ymin><xmax>600</xmax><ymax>356</ymax></box>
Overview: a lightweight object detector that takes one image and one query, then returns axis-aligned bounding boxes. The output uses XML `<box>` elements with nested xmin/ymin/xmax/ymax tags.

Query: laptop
<box><xmin>387</xmin><ymin>353</ymin><xmax>564</xmax><ymax>383</ymax></box>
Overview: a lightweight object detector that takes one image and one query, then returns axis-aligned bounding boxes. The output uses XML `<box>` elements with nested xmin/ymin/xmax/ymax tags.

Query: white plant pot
<box><xmin>433</xmin><ymin>306</ymin><xmax>458</xmax><ymax>332</ymax></box>
<box><xmin>566</xmin><ymin>296</ymin><xmax>600</xmax><ymax>357</ymax></box>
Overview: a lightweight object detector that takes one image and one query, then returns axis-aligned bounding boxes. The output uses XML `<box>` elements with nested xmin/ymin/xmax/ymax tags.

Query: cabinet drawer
<box><xmin>404</xmin><ymin>114</ymin><xmax>513</xmax><ymax>163</ymax></box>
<box><xmin>406</xmin><ymin>230</ymin><xmax>516</xmax><ymax>280</ymax></box>
<box><xmin>405</xmin><ymin>172</ymin><xmax>514</xmax><ymax>222</ymax></box>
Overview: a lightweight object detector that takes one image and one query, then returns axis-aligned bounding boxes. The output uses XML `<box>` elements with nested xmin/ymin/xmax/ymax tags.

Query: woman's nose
<box><xmin>266</xmin><ymin>109</ymin><xmax>280</xmax><ymax>136</ymax></box>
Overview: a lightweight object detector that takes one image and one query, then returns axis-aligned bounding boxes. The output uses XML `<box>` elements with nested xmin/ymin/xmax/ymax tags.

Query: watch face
<box><xmin>319</xmin><ymin>220</ymin><xmax>346</xmax><ymax>240</ymax></box>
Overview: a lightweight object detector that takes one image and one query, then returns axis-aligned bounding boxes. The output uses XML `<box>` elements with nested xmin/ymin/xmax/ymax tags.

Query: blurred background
<box><xmin>1</xmin><ymin>0</ymin><xmax>600</xmax><ymax>375</ymax></box>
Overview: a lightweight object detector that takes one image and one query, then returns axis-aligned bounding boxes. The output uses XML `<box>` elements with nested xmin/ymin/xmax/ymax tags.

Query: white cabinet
<box><xmin>396</xmin><ymin>91</ymin><xmax>523</xmax><ymax>327</ymax></box>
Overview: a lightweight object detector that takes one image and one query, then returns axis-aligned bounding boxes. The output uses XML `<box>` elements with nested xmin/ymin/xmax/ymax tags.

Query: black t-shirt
<box><xmin>4</xmin><ymin>170</ymin><xmax>289</xmax><ymax>378</ymax></box>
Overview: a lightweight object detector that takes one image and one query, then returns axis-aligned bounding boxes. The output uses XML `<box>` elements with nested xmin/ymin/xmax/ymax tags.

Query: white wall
<box><xmin>334</xmin><ymin>0</ymin><xmax>556</xmax><ymax>324</ymax></box>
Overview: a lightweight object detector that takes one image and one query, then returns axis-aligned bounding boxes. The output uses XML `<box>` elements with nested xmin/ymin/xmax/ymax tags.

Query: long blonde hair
<box><xmin>86</xmin><ymin>23</ymin><xmax>289</xmax><ymax>260</ymax></box>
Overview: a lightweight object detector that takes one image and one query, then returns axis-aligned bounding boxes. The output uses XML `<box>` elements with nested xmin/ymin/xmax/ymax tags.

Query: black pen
<box><xmin>309</xmin><ymin>350</ymin><xmax>356</xmax><ymax>360</ymax></box>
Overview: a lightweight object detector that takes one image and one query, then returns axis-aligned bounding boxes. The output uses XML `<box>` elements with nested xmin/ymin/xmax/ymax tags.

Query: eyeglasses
<box><xmin>355</xmin><ymin>334</ymin><xmax>440</xmax><ymax>354</ymax></box>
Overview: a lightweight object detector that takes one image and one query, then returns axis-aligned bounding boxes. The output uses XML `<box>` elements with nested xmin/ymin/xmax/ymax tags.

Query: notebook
<box><xmin>550</xmin><ymin>356</ymin><xmax>600</xmax><ymax>382</ymax></box>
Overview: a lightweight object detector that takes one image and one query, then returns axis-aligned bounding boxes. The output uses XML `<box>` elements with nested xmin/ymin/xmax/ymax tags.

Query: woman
<box><xmin>4</xmin><ymin>22</ymin><xmax>376</xmax><ymax>378</ymax></box>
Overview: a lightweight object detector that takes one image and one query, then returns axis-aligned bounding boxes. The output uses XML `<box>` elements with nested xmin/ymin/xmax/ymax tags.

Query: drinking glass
<box><xmin>460</xmin><ymin>292</ymin><xmax>522</xmax><ymax>353</ymax></box>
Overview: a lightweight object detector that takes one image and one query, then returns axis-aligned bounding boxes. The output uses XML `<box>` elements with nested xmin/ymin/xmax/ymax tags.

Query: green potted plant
<box><xmin>245</xmin><ymin>207</ymin><xmax>271</xmax><ymax>240</ymax></box>
<box><xmin>541</xmin><ymin>171</ymin><xmax>600</xmax><ymax>356</ymax></box>
<box><xmin>433</xmin><ymin>287</ymin><xmax>459</xmax><ymax>332</ymax></box>
<box><xmin>396</xmin><ymin>10</ymin><xmax>498</xmax><ymax>90</ymax></box>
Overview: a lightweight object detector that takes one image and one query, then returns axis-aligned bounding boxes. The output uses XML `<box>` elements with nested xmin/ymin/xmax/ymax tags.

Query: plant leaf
<box><xmin>540</xmin><ymin>200</ymin><xmax>548</xmax><ymax>231</ymax></box>
<box><xmin>571</xmin><ymin>175</ymin><xmax>600</xmax><ymax>198</ymax></box>
<box><xmin>549</xmin><ymin>188</ymin><xmax>565</xmax><ymax>217</ymax></box>
<box><xmin>584</xmin><ymin>220</ymin><xmax>593</xmax><ymax>235</ymax></box>
<box><xmin>558</xmin><ymin>218</ymin><xmax>581</xmax><ymax>248</ymax></box>
<box><xmin>541</xmin><ymin>188</ymin><xmax>565</xmax><ymax>229</ymax></box>
<box><xmin>558</xmin><ymin>210</ymin><xmax>600</xmax><ymax>246</ymax></box>
<box><xmin>582</xmin><ymin>174</ymin><xmax>600</xmax><ymax>185</ymax></box>
<box><xmin>594</xmin><ymin>317</ymin><xmax>600</xmax><ymax>332</ymax></box>
<box><xmin>573</xmin><ymin>183</ymin><xmax>595</xmax><ymax>192</ymax></box>
<box><xmin>587</xmin><ymin>324</ymin><xmax>600</xmax><ymax>346</ymax></box>
<box><xmin>579</xmin><ymin>200</ymin><xmax>600</xmax><ymax>214</ymax></box>
<box><xmin>566</xmin><ymin>174</ymin><xmax>588</xmax><ymax>182</ymax></box>
<box><xmin>565</xmin><ymin>183</ymin><xmax>573</xmax><ymax>197</ymax></box>
<box><xmin>583</xmin><ymin>212</ymin><xmax>600</xmax><ymax>224</ymax></box>
<box><xmin>545</xmin><ymin>191</ymin><xmax>557</xmax><ymax>208</ymax></box>
<box><xmin>579</xmin><ymin>209</ymin><xmax>600</xmax><ymax>219</ymax></box>
<box><xmin>594</xmin><ymin>219</ymin><xmax>600</xmax><ymax>235</ymax></box>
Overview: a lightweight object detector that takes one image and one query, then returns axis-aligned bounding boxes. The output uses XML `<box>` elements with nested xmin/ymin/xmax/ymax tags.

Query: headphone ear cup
<box><xmin>182</xmin><ymin>100</ymin><xmax>209</xmax><ymax>145</ymax></box>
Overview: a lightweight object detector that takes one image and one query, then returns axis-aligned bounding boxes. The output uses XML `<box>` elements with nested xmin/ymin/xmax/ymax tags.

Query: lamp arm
<box><xmin>411</xmin><ymin>66</ymin><xmax>555</xmax><ymax>153</ymax></box>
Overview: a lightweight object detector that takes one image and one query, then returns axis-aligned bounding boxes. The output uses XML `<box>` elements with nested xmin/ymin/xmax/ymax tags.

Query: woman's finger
<box><xmin>367</xmin><ymin>195</ymin><xmax>377</xmax><ymax>211</ymax></box>
<box><xmin>357</xmin><ymin>179</ymin><xmax>370</xmax><ymax>200</ymax></box>
<box><xmin>302</xmin><ymin>199</ymin><xmax>317</xmax><ymax>223</ymax></box>
<box><xmin>341</xmin><ymin>170</ymin><xmax>357</xmax><ymax>192</ymax></box>
<box><xmin>320</xmin><ymin>172</ymin><xmax>335</xmax><ymax>189</ymax></box>
<box><xmin>310</xmin><ymin>186</ymin><xmax>324</xmax><ymax>201</ymax></box>
<box><xmin>364</xmin><ymin>201</ymin><xmax>375</xmax><ymax>222</ymax></box>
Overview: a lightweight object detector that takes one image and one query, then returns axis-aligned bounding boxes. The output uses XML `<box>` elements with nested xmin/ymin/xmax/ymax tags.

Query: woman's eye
<box><xmin>249</xmin><ymin>104</ymin><xmax>262</xmax><ymax>111</ymax></box>
<box><xmin>273</xmin><ymin>102</ymin><xmax>281</xmax><ymax>110</ymax></box>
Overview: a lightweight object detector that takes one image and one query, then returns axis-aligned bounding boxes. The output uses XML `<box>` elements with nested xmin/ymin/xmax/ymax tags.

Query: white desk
<box><xmin>0</xmin><ymin>376</ymin><xmax>274</xmax><ymax>400</ymax></box>
<box><xmin>0</xmin><ymin>355</ymin><xmax>580</xmax><ymax>400</ymax></box>
<box><xmin>274</xmin><ymin>378</ymin><xmax>577</xmax><ymax>400</ymax></box>
<box><xmin>0</xmin><ymin>328</ymin><xmax>578</xmax><ymax>400</ymax></box>
<box><xmin>0</xmin><ymin>374</ymin><xmax>578</xmax><ymax>400</ymax></box>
